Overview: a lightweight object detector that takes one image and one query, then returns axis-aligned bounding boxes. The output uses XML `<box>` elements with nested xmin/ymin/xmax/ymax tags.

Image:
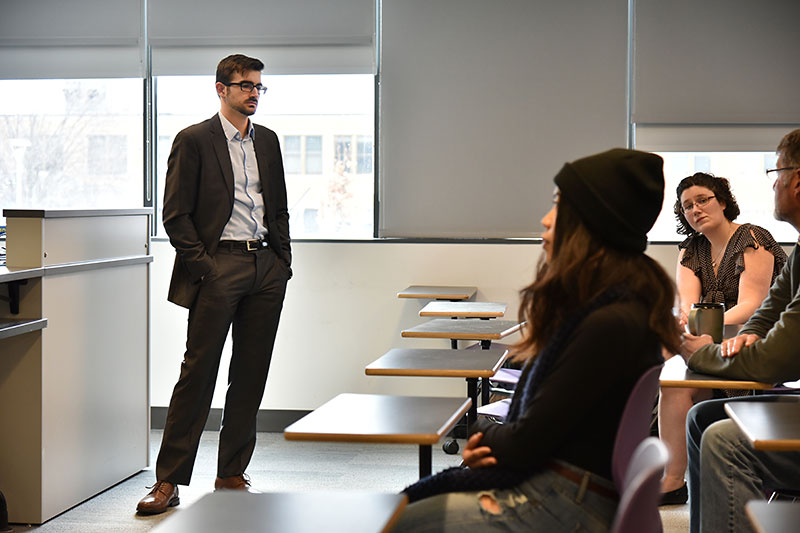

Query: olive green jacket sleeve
<box><xmin>688</xmin><ymin>244</ymin><xmax>800</xmax><ymax>384</ymax></box>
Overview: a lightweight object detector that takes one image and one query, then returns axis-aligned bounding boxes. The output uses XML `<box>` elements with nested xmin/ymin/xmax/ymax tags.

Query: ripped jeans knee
<box><xmin>478</xmin><ymin>490</ymin><xmax>529</xmax><ymax>515</ymax></box>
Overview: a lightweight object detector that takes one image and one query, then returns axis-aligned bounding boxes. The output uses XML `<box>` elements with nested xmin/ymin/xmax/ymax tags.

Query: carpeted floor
<box><xmin>8</xmin><ymin>430</ymin><xmax>689</xmax><ymax>532</ymax></box>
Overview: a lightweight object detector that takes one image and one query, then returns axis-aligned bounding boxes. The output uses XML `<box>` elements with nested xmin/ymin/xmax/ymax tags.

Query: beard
<box><xmin>223</xmin><ymin>92</ymin><xmax>258</xmax><ymax>116</ymax></box>
<box><xmin>231</xmin><ymin>99</ymin><xmax>258</xmax><ymax>116</ymax></box>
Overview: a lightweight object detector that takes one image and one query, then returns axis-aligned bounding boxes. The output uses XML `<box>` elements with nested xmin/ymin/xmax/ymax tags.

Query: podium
<box><xmin>0</xmin><ymin>209</ymin><xmax>152</xmax><ymax>524</ymax></box>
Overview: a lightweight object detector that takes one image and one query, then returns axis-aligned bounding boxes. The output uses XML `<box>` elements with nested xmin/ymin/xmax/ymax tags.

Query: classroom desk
<box><xmin>401</xmin><ymin>318</ymin><xmax>521</xmax><ymax>349</ymax></box>
<box><xmin>746</xmin><ymin>501</ymin><xmax>800</xmax><ymax>533</ymax></box>
<box><xmin>150</xmin><ymin>491</ymin><xmax>408</xmax><ymax>533</ymax></box>
<box><xmin>419</xmin><ymin>301</ymin><xmax>507</xmax><ymax>318</ymax></box>
<box><xmin>284</xmin><ymin>393</ymin><xmax>471</xmax><ymax>478</ymax></box>
<box><xmin>659</xmin><ymin>357</ymin><xmax>774</xmax><ymax>390</ymax></box>
<box><xmin>725</xmin><ymin>401</ymin><xmax>800</xmax><ymax>451</ymax></box>
<box><xmin>397</xmin><ymin>285</ymin><xmax>477</xmax><ymax>301</ymax></box>
<box><xmin>365</xmin><ymin>347</ymin><xmax>509</xmax><ymax>427</ymax></box>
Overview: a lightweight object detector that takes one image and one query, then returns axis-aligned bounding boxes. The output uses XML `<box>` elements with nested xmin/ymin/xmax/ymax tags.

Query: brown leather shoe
<box><xmin>214</xmin><ymin>474</ymin><xmax>258</xmax><ymax>492</ymax></box>
<box><xmin>136</xmin><ymin>481</ymin><xmax>179</xmax><ymax>515</ymax></box>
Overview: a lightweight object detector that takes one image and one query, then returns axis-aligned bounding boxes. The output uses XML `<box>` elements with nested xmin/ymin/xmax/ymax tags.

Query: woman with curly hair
<box><xmin>658</xmin><ymin>173</ymin><xmax>786</xmax><ymax>505</ymax></box>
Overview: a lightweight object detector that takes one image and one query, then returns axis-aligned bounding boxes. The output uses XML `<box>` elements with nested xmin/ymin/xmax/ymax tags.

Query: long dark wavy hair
<box><xmin>514</xmin><ymin>196</ymin><xmax>681</xmax><ymax>361</ymax></box>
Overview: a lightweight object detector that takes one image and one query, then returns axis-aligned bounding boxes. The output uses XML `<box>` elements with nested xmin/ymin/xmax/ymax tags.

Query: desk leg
<box><xmin>419</xmin><ymin>445</ymin><xmax>432</xmax><ymax>478</ymax></box>
<box><xmin>480</xmin><ymin>340</ymin><xmax>492</xmax><ymax>349</ymax></box>
<box><xmin>450</xmin><ymin>339</ymin><xmax>458</xmax><ymax>350</ymax></box>
<box><xmin>481</xmin><ymin>378</ymin><xmax>490</xmax><ymax>405</ymax></box>
<box><xmin>466</xmin><ymin>378</ymin><xmax>478</xmax><ymax>427</ymax></box>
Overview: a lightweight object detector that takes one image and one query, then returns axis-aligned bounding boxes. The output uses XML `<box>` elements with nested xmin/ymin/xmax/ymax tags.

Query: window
<box><xmin>283</xmin><ymin>136</ymin><xmax>302</xmax><ymax>174</ymax></box>
<box><xmin>334</xmin><ymin>135</ymin><xmax>353</xmax><ymax>173</ymax></box>
<box><xmin>305</xmin><ymin>136</ymin><xmax>322</xmax><ymax>174</ymax></box>
<box><xmin>155</xmin><ymin>74</ymin><xmax>374</xmax><ymax>239</ymax></box>
<box><xmin>357</xmin><ymin>135</ymin><xmax>373</xmax><ymax>174</ymax></box>
<box><xmin>647</xmin><ymin>151</ymin><xmax>797</xmax><ymax>243</ymax></box>
<box><xmin>0</xmin><ymin>78</ymin><xmax>143</xmax><ymax>225</ymax></box>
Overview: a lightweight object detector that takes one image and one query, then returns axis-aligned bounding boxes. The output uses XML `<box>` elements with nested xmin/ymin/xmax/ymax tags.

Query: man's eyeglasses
<box><xmin>222</xmin><ymin>81</ymin><xmax>267</xmax><ymax>95</ymax></box>
<box><xmin>681</xmin><ymin>195</ymin><xmax>716</xmax><ymax>213</ymax></box>
<box><xmin>765</xmin><ymin>167</ymin><xmax>798</xmax><ymax>177</ymax></box>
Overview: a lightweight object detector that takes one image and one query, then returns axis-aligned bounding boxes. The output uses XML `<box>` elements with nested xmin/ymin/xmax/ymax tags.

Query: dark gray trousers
<box><xmin>156</xmin><ymin>245</ymin><xmax>289</xmax><ymax>484</ymax></box>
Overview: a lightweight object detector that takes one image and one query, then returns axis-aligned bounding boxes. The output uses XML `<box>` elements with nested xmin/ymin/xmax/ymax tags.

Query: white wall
<box><xmin>150</xmin><ymin>240</ymin><xmax>684</xmax><ymax>411</ymax></box>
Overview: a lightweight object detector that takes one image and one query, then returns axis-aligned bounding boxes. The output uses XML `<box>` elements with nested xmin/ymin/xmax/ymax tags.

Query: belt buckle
<box><xmin>245</xmin><ymin>239</ymin><xmax>259</xmax><ymax>251</ymax></box>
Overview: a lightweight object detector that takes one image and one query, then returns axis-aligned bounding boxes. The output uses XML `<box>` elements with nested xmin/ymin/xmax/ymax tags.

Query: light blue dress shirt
<box><xmin>218</xmin><ymin>112</ymin><xmax>268</xmax><ymax>241</ymax></box>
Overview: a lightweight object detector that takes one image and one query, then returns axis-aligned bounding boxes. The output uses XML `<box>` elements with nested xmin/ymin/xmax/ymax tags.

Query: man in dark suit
<box><xmin>137</xmin><ymin>54</ymin><xmax>292</xmax><ymax>514</ymax></box>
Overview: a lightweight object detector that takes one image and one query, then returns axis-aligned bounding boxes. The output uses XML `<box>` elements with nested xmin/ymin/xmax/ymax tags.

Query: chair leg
<box><xmin>0</xmin><ymin>490</ymin><xmax>11</xmax><ymax>532</ymax></box>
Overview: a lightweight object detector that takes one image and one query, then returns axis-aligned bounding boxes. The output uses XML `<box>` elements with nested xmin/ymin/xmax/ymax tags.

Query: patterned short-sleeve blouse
<box><xmin>678</xmin><ymin>223</ymin><xmax>787</xmax><ymax>309</ymax></box>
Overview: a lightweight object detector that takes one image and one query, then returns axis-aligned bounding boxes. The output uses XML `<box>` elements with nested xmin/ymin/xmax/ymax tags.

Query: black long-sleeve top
<box><xmin>472</xmin><ymin>299</ymin><xmax>663</xmax><ymax>480</ymax></box>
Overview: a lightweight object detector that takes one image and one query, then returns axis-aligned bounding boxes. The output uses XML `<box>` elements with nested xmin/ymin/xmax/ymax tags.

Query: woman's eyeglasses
<box><xmin>681</xmin><ymin>195</ymin><xmax>716</xmax><ymax>213</ymax></box>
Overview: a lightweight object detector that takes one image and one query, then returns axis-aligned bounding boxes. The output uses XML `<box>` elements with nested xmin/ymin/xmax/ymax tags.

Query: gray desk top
<box><xmin>419</xmin><ymin>301</ymin><xmax>507</xmax><ymax>318</ymax></box>
<box><xmin>366</xmin><ymin>347</ymin><xmax>509</xmax><ymax>378</ymax></box>
<box><xmin>0</xmin><ymin>265</ymin><xmax>44</xmax><ymax>283</ymax></box>
<box><xmin>3</xmin><ymin>208</ymin><xmax>153</xmax><ymax>218</ymax></box>
<box><xmin>746</xmin><ymin>501</ymin><xmax>800</xmax><ymax>533</ymax></box>
<box><xmin>0</xmin><ymin>318</ymin><xmax>47</xmax><ymax>340</ymax></box>
<box><xmin>284</xmin><ymin>393</ymin><xmax>471</xmax><ymax>445</ymax></box>
<box><xmin>725</xmin><ymin>401</ymin><xmax>800</xmax><ymax>451</ymax></box>
<box><xmin>401</xmin><ymin>318</ymin><xmax>521</xmax><ymax>340</ymax></box>
<box><xmin>397</xmin><ymin>285</ymin><xmax>477</xmax><ymax>300</ymax></box>
<box><xmin>151</xmin><ymin>491</ymin><xmax>408</xmax><ymax>533</ymax></box>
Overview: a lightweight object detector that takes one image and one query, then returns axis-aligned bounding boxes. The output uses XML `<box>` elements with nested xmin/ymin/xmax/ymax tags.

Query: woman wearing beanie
<box><xmin>393</xmin><ymin>148</ymin><xmax>680</xmax><ymax>532</ymax></box>
<box><xmin>658</xmin><ymin>173</ymin><xmax>786</xmax><ymax>505</ymax></box>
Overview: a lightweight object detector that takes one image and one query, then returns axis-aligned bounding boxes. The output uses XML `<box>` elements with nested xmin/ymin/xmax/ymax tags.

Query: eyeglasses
<box><xmin>222</xmin><ymin>81</ymin><xmax>267</xmax><ymax>95</ymax></box>
<box><xmin>681</xmin><ymin>195</ymin><xmax>716</xmax><ymax>213</ymax></box>
<box><xmin>765</xmin><ymin>167</ymin><xmax>798</xmax><ymax>177</ymax></box>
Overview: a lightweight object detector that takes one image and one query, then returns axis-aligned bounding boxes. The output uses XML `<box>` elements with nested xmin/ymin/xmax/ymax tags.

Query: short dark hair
<box><xmin>215</xmin><ymin>54</ymin><xmax>264</xmax><ymax>84</ymax></box>
<box><xmin>673</xmin><ymin>172</ymin><xmax>740</xmax><ymax>236</ymax></box>
<box><xmin>777</xmin><ymin>128</ymin><xmax>800</xmax><ymax>168</ymax></box>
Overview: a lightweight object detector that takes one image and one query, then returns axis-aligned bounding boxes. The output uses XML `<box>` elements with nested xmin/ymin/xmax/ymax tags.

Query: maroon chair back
<box><xmin>611</xmin><ymin>437</ymin><xmax>667</xmax><ymax>533</ymax></box>
<box><xmin>611</xmin><ymin>364</ymin><xmax>663</xmax><ymax>491</ymax></box>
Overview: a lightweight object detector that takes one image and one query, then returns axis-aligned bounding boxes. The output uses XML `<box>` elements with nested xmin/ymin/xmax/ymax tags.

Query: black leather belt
<box><xmin>218</xmin><ymin>238</ymin><xmax>269</xmax><ymax>252</ymax></box>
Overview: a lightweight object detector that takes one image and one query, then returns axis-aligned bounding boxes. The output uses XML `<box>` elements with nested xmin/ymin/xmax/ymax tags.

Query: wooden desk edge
<box><xmin>435</xmin><ymin>398</ymin><xmax>472</xmax><ymax>439</ymax></box>
<box><xmin>365</xmin><ymin>368</ymin><xmax>501</xmax><ymax>378</ymax></box>
<box><xmin>400</xmin><ymin>331</ymin><xmax>501</xmax><ymax>340</ymax></box>
<box><xmin>284</xmin><ymin>432</ymin><xmax>447</xmax><ymax>445</ymax></box>
<box><xmin>660</xmin><ymin>379</ymin><xmax>774</xmax><ymax>390</ymax></box>
<box><xmin>398</xmin><ymin>293</ymin><xmax>472</xmax><ymax>300</ymax></box>
<box><xmin>744</xmin><ymin>502</ymin><xmax>768</xmax><ymax>533</ymax></box>
<box><xmin>419</xmin><ymin>311</ymin><xmax>504</xmax><ymax>318</ymax></box>
<box><xmin>284</xmin><ymin>398</ymin><xmax>471</xmax><ymax>446</ymax></box>
<box><xmin>401</xmin><ymin>324</ymin><xmax>520</xmax><ymax>340</ymax></box>
<box><xmin>382</xmin><ymin>495</ymin><xmax>409</xmax><ymax>533</ymax></box>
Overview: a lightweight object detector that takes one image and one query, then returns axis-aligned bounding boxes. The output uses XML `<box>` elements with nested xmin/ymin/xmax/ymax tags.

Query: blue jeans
<box><xmin>687</xmin><ymin>395</ymin><xmax>800</xmax><ymax>533</ymax></box>
<box><xmin>392</xmin><ymin>461</ymin><xmax>618</xmax><ymax>532</ymax></box>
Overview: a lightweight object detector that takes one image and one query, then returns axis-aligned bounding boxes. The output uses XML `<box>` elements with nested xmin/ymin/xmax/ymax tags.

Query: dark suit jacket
<box><xmin>163</xmin><ymin>114</ymin><xmax>291</xmax><ymax>309</ymax></box>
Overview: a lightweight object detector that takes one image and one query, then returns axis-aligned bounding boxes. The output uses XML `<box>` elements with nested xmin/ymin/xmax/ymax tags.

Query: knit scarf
<box><xmin>402</xmin><ymin>286</ymin><xmax>628</xmax><ymax>503</ymax></box>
